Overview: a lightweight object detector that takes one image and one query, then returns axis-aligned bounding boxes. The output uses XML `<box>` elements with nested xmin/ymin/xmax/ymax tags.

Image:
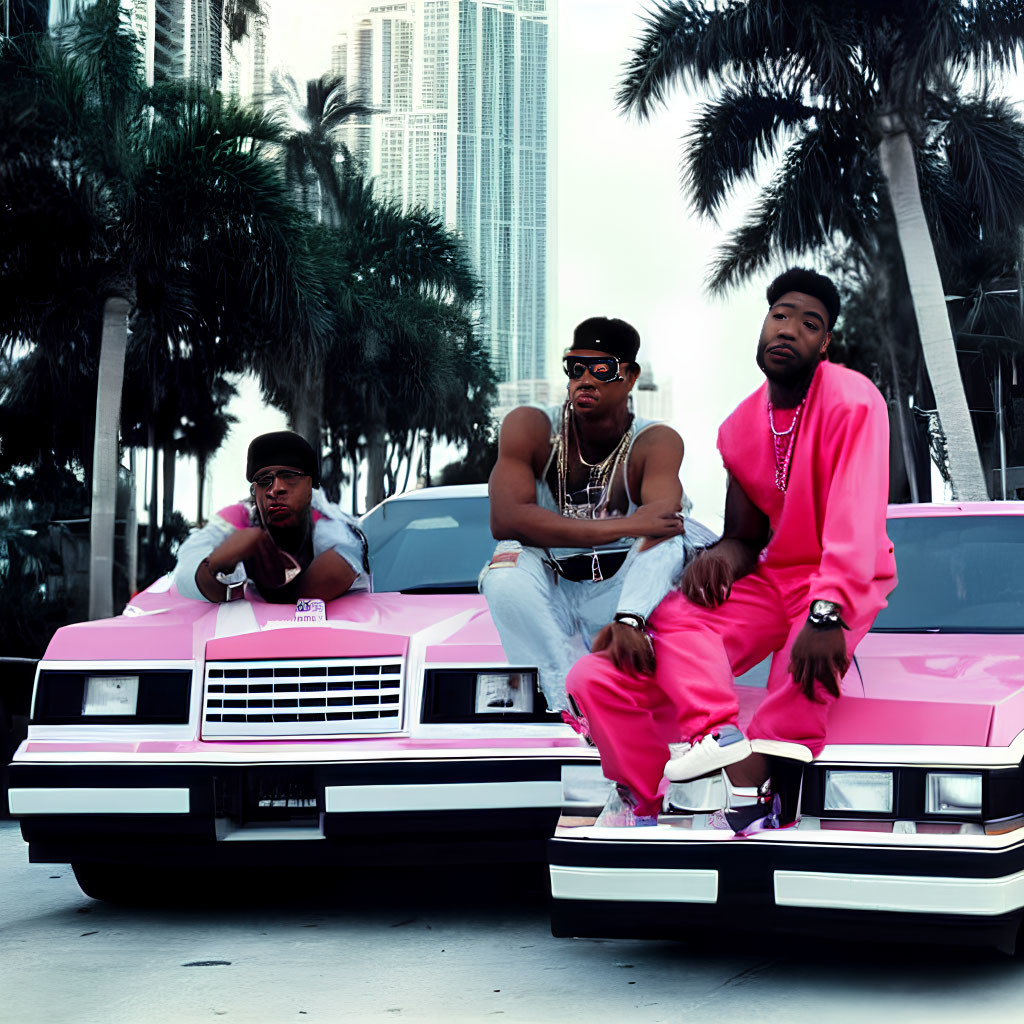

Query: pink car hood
<box><xmin>43</xmin><ymin>585</ymin><xmax>506</xmax><ymax>666</ymax></box>
<box><xmin>738</xmin><ymin>632</ymin><xmax>1024</xmax><ymax>748</ymax></box>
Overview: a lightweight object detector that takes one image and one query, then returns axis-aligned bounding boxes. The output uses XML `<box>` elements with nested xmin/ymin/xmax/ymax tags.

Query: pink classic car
<box><xmin>550</xmin><ymin>502</ymin><xmax>1024</xmax><ymax>953</ymax></box>
<box><xmin>7</xmin><ymin>485</ymin><xmax>603</xmax><ymax>902</ymax></box>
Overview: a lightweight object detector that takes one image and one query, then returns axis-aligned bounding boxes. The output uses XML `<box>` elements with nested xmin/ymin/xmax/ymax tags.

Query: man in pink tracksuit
<box><xmin>566</xmin><ymin>267</ymin><xmax>897</xmax><ymax>826</ymax></box>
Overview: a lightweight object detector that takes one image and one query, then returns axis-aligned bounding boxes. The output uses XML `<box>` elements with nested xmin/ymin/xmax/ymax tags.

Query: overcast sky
<box><xmin>195</xmin><ymin>0</ymin><xmax>769</xmax><ymax>527</ymax></box>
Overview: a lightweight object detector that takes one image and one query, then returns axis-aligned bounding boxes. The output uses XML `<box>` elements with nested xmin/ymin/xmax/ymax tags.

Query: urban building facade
<box><xmin>130</xmin><ymin>0</ymin><xmax>228</xmax><ymax>90</ymax></box>
<box><xmin>341</xmin><ymin>1</ymin><xmax>554</xmax><ymax>411</ymax></box>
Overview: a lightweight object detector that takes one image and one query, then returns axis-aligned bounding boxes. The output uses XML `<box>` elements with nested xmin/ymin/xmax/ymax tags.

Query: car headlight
<box><xmin>823</xmin><ymin>770</ymin><xmax>894</xmax><ymax>813</ymax></box>
<box><xmin>33</xmin><ymin>669</ymin><xmax>192</xmax><ymax>724</ymax></box>
<box><xmin>925</xmin><ymin>773</ymin><xmax>982</xmax><ymax>816</ymax></box>
<box><xmin>422</xmin><ymin>669</ymin><xmax>553</xmax><ymax>722</ymax></box>
<box><xmin>82</xmin><ymin>675</ymin><xmax>139</xmax><ymax>716</ymax></box>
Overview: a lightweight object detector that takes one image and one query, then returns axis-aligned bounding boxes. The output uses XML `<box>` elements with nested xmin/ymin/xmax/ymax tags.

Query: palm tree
<box><xmin>619</xmin><ymin>0</ymin><xmax>1024</xmax><ymax>501</ymax></box>
<box><xmin>1</xmin><ymin>1</ymin><xmax>330</xmax><ymax>617</ymax></box>
<box><xmin>279</xmin><ymin>73</ymin><xmax>374</xmax><ymax>228</ymax></box>
<box><xmin>274</xmin><ymin>73</ymin><xmax>374</xmax><ymax>445</ymax></box>
<box><xmin>320</xmin><ymin>173</ymin><xmax>481</xmax><ymax>510</ymax></box>
<box><xmin>252</xmin><ymin>165</ymin><xmax>484</xmax><ymax>511</ymax></box>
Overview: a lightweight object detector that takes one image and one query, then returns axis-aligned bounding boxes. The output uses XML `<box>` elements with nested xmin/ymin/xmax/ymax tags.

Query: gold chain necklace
<box><xmin>556</xmin><ymin>402</ymin><xmax>633</xmax><ymax>517</ymax></box>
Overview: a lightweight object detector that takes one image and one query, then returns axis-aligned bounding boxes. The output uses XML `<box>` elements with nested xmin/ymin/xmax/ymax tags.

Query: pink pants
<box><xmin>565</xmin><ymin>568</ymin><xmax>879</xmax><ymax>816</ymax></box>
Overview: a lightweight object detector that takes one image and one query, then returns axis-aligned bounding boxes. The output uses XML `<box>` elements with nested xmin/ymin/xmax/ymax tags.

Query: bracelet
<box><xmin>613</xmin><ymin>612</ymin><xmax>649</xmax><ymax>632</ymax></box>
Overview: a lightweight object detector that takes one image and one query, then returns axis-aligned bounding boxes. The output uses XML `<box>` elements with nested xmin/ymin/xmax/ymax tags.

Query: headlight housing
<box><xmin>925</xmin><ymin>773</ymin><xmax>982</xmax><ymax>816</ymax></box>
<box><xmin>33</xmin><ymin>669</ymin><xmax>192</xmax><ymax>724</ymax></box>
<box><xmin>823</xmin><ymin>770</ymin><xmax>894</xmax><ymax>813</ymax></box>
<box><xmin>422</xmin><ymin>669</ymin><xmax>554</xmax><ymax>722</ymax></box>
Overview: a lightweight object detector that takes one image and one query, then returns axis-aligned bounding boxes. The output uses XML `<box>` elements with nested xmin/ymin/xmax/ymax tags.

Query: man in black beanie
<box><xmin>174</xmin><ymin>430</ymin><xmax>368</xmax><ymax>603</ymax></box>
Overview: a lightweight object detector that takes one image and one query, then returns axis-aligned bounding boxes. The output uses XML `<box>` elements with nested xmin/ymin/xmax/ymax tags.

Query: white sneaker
<box><xmin>664</xmin><ymin>726</ymin><xmax>751</xmax><ymax>782</ymax></box>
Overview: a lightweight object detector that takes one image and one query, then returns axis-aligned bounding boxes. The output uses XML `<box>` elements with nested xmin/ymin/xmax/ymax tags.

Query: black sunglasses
<box><xmin>562</xmin><ymin>355</ymin><xmax>627</xmax><ymax>383</ymax></box>
<box><xmin>251</xmin><ymin>469</ymin><xmax>309</xmax><ymax>491</ymax></box>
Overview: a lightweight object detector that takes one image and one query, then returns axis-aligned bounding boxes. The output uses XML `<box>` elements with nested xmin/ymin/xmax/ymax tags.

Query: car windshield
<box><xmin>872</xmin><ymin>515</ymin><xmax>1024</xmax><ymax>633</ymax></box>
<box><xmin>362</xmin><ymin>494</ymin><xmax>494</xmax><ymax>593</ymax></box>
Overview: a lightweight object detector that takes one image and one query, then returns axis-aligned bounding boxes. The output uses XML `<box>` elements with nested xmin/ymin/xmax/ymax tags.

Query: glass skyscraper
<box><xmin>343</xmin><ymin>1</ymin><xmax>553</xmax><ymax>397</ymax></box>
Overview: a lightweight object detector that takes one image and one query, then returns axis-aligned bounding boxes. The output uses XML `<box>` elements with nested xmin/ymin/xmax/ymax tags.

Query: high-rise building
<box><xmin>131</xmin><ymin>0</ymin><xmax>223</xmax><ymax>88</ymax></box>
<box><xmin>343</xmin><ymin>1</ymin><xmax>553</xmax><ymax>401</ymax></box>
<box><xmin>223</xmin><ymin>10</ymin><xmax>266</xmax><ymax>104</ymax></box>
<box><xmin>330</xmin><ymin>30</ymin><xmax>349</xmax><ymax>81</ymax></box>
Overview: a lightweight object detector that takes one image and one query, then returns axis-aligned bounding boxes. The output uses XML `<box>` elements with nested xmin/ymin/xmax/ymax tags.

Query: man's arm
<box><xmin>256</xmin><ymin>549</ymin><xmax>358</xmax><ymax>604</ymax></box>
<box><xmin>806</xmin><ymin>391</ymin><xmax>891</xmax><ymax>613</ymax></box>
<box><xmin>590</xmin><ymin>425</ymin><xmax>687</xmax><ymax>674</ymax></box>
<box><xmin>681</xmin><ymin>476</ymin><xmax>769</xmax><ymax>606</ymax></box>
<box><xmin>488</xmin><ymin>408</ymin><xmax>684</xmax><ymax>548</ymax></box>
<box><xmin>791</xmin><ymin>390</ymin><xmax>890</xmax><ymax>699</ymax></box>
<box><xmin>174</xmin><ymin>513</ymin><xmax>243</xmax><ymax>602</ymax></box>
<box><xmin>194</xmin><ymin>526</ymin><xmax>289</xmax><ymax>602</ymax></box>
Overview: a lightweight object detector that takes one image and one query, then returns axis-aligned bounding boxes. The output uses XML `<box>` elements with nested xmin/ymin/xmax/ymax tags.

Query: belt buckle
<box><xmin>591</xmin><ymin>551</ymin><xmax>603</xmax><ymax>582</ymax></box>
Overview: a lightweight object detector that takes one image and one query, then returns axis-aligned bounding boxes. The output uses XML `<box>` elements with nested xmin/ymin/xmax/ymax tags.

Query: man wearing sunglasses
<box><xmin>174</xmin><ymin>430</ymin><xmax>369</xmax><ymax>603</ymax></box>
<box><xmin>482</xmin><ymin>317</ymin><xmax>715</xmax><ymax>715</ymax></box>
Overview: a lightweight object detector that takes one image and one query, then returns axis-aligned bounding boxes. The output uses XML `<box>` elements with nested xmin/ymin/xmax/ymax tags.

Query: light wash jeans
<box><xmin>480</xmin><ymin>525</ymin><xmax>715</xmax><ymax>711</ymax></box>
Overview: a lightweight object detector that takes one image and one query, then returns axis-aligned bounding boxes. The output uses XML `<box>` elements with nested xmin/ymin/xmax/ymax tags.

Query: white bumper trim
<box><xmin>324</xmin><ymin>780</ymin><xmax>563</xmax><ymax>813</ymax></box>
<box><xmin>550</xmin><ymin>865</ymin><xmax>719</xmax><ymax>904</ymax></box>
<box><xmin>8</xmin><ymin>787</ymin><xmax>190</xmax><ymax>815</ymax></box>
<box><xmin>774</xmin><ymin>868</ymin><xmax>1024</xmax><ymax>916</ymax></box>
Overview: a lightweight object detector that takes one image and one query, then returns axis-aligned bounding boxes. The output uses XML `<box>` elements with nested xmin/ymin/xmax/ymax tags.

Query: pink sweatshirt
<box><xmin>717</xmin><ymin>360</ymin><xmax>897</xmax><ymax>623</ymax></box>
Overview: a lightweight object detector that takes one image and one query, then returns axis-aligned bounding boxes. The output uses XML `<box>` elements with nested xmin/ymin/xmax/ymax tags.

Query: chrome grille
<box><xmin>202</xmin><ymin>658</ymin><xmax>403</xmax><ymax>738</ymax></box>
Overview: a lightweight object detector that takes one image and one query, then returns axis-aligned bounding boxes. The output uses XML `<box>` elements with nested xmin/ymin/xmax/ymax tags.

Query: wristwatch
<box><xmin>214</xmin><ymin>564</ymin><xmax>247</xmax><ymax>602</ymax></box>
<box><xmin>808</xmin><ymin>599</ymin><xmax>844</xmax><ymax>630</ymax></box>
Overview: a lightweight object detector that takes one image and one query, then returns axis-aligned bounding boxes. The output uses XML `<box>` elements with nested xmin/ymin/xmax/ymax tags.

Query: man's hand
<box><xmin>626</xmin><ymin>498</ymin><xmax>685</xmax><ymax>540</ymax></box>
<box><xmin>591</xmin><ymin>621</ymin><xmax>655</xmax><ymax>675</ymax></box>
<box><xmin>240</xmin><ymin>529</ymin><xmax>298</xmax><ymax>591</ymax></box>
<box><xmin>788</xmin><ymin>624</ymin><xmax>849</xmax><ymax>700</ymax></box>
<box><xmin>681</xmin><ymin>548</ymin><xmax>735</xmax><ymax>607</ymax></box>
<box><xmin>209</xmin><ymin>527</ymin><xmax>293</xmax><ymax>591</ymax></box>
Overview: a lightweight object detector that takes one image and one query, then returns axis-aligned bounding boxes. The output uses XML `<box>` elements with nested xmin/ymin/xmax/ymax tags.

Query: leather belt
<box><xmin>549</xmin><ymin>549</ymin><xmax>628</xmax><ymax>583</ymax></box>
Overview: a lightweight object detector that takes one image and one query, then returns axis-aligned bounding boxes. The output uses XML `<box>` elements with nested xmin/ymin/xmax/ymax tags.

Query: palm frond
<box><xmin>708</xmin><ymin>119</ymin><xmax>879</xmax><ymax>292</ymax></box>
<box><xmin>683</xmin><ymin>87</ymin><xmax>814</xmax><ymax>219</ymax></box>
<box><xmin>940</xmin><ymin>94</ymin><xmax>1024</xmax><ymax>234</ymax></box>
<box><xmin>617</xmin><ymin>0</ymin><xmax>708</xmax><ymax>119</ymax></box>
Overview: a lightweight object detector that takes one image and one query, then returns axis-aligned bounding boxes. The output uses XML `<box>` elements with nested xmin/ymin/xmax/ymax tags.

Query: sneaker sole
<box><xmin>664</xmin><ymin>738</ymin><xmax>752</xmax><ymax>782</ymax></box>
<box><xmin>749</xmin><ymin>738</ymin><xmax>813</xmax><ymax>762</ymax></box>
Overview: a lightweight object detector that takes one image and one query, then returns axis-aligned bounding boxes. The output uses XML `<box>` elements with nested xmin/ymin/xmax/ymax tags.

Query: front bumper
<box><xmin>9</xmin><ymin>755</ymin><xmax>592</xmax><ymax>867</ymax></box>
<box><xmin>549</xmin><ymin>821</ymin><xmax>1024</xmax><ymax>951</ymax></box>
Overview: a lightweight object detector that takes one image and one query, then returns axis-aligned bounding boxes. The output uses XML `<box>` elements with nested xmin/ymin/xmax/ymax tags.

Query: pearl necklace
<box><xmin>767</xmin><ymin>397</ymin><xmax>806</xmax><ymax>492</ymax></box>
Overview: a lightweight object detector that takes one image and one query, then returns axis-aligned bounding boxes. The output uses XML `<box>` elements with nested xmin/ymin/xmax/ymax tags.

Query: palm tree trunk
<box><xmin>401</xmin><ymin>430</ymin><xmax>416</xmax><ymax>493</ymax></box>
<box><xmin>423</xmin><ymin>433</ymin><xmax>432</xmax><ymax>488</ymax></box>
<box><xmin>147</xmin><ymin>420</ymin><xmax>159</xmax><ymax>565</ymax></box>
<box><xmin>366</xmin><ymin>420</ymin><xmax>386</xmax><ymax>510</ymax></box>
<box><xmin>289</xmin><ymin>359</ymin><xmax>323</xmax><ymax>449</ymax></box>
<box><xmin>162</xmin><ymin>440</ymin><xmax>176</xmax><ymax>528</ymax></box>
<box><xmin>88</xmin><ymin>296</ymin><xmax>130</xmax><ymax>620</ymax></box>
<box><xmin>883</xmin><ymin>332</ymin><xmax>919</xmax><ymax>503</ymax></box>
<box><xmin>877</xmin><ymin>124</ymin><xmax>989</xmax><ymax>501</ymax></box>
<box><xmin>126</xmin><ymin>446</ymin><xmax>138</xmax><ymax>597</ymax></box>
<box><xmin>197</xmin><ymin>453</ymin><xmax>207</xmax><ymax>525</ymax></box>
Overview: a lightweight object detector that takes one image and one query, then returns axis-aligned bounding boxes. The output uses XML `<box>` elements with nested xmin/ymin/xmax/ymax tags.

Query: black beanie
<box><xmin>571</xmin><ymin>317</ymin><xmax>641</xmax><ymax>363</ymax></box>
<box><xmin>246</xmin><ymin>431</ymin><xmax>320</xmax><ymax>487</ymax></box>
